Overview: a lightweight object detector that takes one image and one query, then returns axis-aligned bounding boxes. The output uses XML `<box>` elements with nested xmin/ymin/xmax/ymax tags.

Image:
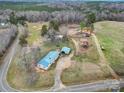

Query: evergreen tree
<box><xmin>86</xmin><ymin>13</ymin><xmax>96</xmax><ymax>26</ymax></box>
<box><xmin>80</xmin><ymin>21</ymin><xmax>86</xmax><ymax>31</ymax></box>
<box><xmin>41</xmin><ymin>25</ymin><xmax>47</xmax><ymax>36</ymax></box>
<box><xmin>9</xmin><ymin>12</ymin><xmax>18</xmax><ymax>25</ymax></box>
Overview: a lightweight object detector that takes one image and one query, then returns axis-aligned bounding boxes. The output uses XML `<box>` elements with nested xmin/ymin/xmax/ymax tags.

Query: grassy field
<box><xmin>26</xmin><ymin>22</ymin><xmax>48</xmax><ymax>45</ymax></box>
<box><xmin>94</xmin><ymin>21</ymin><xmax>124</xmax><ymax>75</ymax></box>
<box><xmin>61</xmin><ymin>35</ymin><xmax>111</xmax><ymax>85</ymax></box>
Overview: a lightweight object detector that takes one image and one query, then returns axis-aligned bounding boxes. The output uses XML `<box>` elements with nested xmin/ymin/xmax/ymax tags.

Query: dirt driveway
<box><xmin>52</xmin><ymin>52</ymin><xmax>74</xmax><ymax>91</ymax></box>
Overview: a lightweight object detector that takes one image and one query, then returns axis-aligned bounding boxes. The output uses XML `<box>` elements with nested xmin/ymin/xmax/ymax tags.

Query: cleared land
<box><xmin>94</xmin><ymin>21</ymin><xmax>124</xmax><ymax>75</ymax></box>
<box><xmin>26</xmin><ymin>22</ymin><xmax>48</xmax><ymax>46</ymax></box>
<box><xmin>61</xmin><ymin>25</ymin><xmax>111</xmax><ymax>86</ymax></box>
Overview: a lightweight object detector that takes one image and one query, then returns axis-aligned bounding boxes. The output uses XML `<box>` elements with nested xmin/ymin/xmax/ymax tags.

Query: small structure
<box><xmin>82</xmin><ymin>27</ymin><xmax>92</xmax><ymax>37</ymax></box>
<box><xmin>61</xmin><ymin>47</ymin><xmax>71</xmax><ymax>54</ymax></box>
<box><xmin>80</xmin><ymin>39</ymin><xmax>89</xmax><ymax>48</ymax></box>
<box><xmin>37</xmin><ymin>51</ymin><xmax>60</xmax><ymax>70</ymax></box>
<box><xmin>55</xmin><ymin>35</ymin><xmax>64</xmax><ymax>41</ymax></box>
<box><xmin>37</xmin><ymin>47</ymin><xmax>71</xmax><ymax>70</ymax></box>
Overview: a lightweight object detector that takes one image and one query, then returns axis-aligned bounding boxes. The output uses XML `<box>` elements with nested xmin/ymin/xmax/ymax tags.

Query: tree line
<box><xmin>0</xmin><ymin>25</ymin><xmax>18</xmax><ymax>58</ymax></box>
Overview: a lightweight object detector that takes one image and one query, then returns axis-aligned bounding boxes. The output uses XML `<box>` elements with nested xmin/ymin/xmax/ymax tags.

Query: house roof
<box><xmin>37</xmin><ymin>51</ymin><xmax>60</xmax><ymax>69</ymax></box>
<box><xmin>61</xmin><ymin>47</ymin><xmax>71</xmax><ymax>54</ymax></box>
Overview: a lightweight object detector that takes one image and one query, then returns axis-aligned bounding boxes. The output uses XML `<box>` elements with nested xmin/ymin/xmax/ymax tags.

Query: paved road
<box><xmin>56</xmin><ymin>79</ymin><xmax>120</xmax><ymax>92</ymax></box>
<box><xmin>0</xmin><ymin>25</ymin><xmax>25</xmax><ymax>92</ymax></box>
<box><xmin>0</xmin><ymin>36</ymin><xmax>19</xmax><ymax>92</ymax></box>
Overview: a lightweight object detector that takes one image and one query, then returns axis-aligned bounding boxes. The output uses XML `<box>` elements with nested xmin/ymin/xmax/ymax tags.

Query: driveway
<box><xmin>51</xmin><ymin>52</ymin><xmax>74</xmax><ymax>91</ymax></box>
<box><xmin>56</xmin><ymin>79</ymin><xmax>120</xmax><ymax>92</ymax></box>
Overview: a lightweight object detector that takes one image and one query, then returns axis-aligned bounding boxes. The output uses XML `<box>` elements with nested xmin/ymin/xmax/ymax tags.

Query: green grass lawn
<box><xmin>94</xmin><ymin>21</ymin><xmax>124</xmax><ymax>75</ymax></box>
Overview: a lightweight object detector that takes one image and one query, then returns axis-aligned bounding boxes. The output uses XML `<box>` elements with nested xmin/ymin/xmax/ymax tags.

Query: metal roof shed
<box><xmin>37</xmin><ymin>51</ymin><xmax>60</xmax><ymax>70</ymax></box>
<box><xmin>61</xmin><ymin>47</ymin><xmax>71</xmax><ymax>54</ymax></box>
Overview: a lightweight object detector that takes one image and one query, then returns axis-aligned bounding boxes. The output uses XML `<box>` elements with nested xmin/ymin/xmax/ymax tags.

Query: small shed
<box><xmin>61</xmin><ymin>47</ymin><xmax>71</xmax><ymax>54</ymax></box>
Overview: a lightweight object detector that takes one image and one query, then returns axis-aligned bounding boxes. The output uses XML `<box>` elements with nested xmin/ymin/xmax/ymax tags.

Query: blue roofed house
<box><xmin>37</xmin><ymin>47</ymin><xmax>71</xmax><ymax>70</ymax></box>
<box><xmin>37</xmin><ymin>51</ymin><xmax>60</xmax><ymax>70</ymax></box>
<box><xmin>61</xmin><ymin>47</ymin><xmax>71</xmax><ymax>54</ymax></box>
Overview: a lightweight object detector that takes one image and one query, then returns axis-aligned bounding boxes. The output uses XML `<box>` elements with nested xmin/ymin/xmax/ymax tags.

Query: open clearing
<box><xmin>26</xmin><ymin>22</ymin><xmax>48</xmax><ymax>46</ymax></box>
<box><xmin>61</xmin><ymin>24</ymin><xmax>112</xmax><ymax>86</ymax></box>
<box><xmin>94</xmin><ymin>21</ymin><xmax>124</xmax><ymax>75</ymax></box>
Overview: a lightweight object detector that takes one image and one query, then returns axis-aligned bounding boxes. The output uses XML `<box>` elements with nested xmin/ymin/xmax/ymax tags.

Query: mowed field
<box><xmin>94</xmin><ymin>21</ymin><xmax>124</xmax><ymax>75</ymax></box>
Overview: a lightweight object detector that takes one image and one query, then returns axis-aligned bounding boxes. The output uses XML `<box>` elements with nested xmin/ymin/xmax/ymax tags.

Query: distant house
<box><xmin>37</xmin><ymin>51</ymin><xmax>60</xmax><ymax>70</ymax></box>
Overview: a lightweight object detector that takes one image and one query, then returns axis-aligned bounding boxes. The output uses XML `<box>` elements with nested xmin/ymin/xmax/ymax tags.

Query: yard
<box><xmin>7</xmin><ymin>43</ymin><xmax>56</xmax><ymax>91</ymax></box>
<box><xmin>94</xmin><ymin>21</ymin><xmax>124</xmax><ymax>75</ymax></box>
<box><xmin>7</xmin><ymin>22</ymin><xmax>74</xmax><ymax>91</ymax></box>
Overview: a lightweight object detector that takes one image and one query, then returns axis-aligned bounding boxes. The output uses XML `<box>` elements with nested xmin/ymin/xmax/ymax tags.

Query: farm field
<box><xmin>94</xmin><ymin>21</ymin><xmax>124</xmax><ymax>75</ymax></box>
